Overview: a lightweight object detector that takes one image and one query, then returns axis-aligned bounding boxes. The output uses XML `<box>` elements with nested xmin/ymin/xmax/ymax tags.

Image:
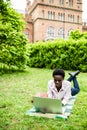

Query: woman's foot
<box><xmin>69</xmin><ymin>70</ymin><xmax>80</xmax><ymax>77</ymax></box>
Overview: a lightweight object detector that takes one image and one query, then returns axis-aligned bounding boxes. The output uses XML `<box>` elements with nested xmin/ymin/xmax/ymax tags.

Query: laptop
<box><xmin>33</xmin><ymin>96</ymin><xmax>62</xmax><ymax>114</ymax></box>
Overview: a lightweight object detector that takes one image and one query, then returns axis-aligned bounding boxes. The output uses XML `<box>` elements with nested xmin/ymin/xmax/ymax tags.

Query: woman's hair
<box><xmin>52</xmin><ymin>69</ymin><xmax>65</xmax><ymax>78</ymax></box>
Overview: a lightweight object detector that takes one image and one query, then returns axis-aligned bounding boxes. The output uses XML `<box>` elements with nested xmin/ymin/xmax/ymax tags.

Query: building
<box><xmin>25</xmin><ymin>0</ymin><xmax>82</xmax><ymax>42</ymax></box>
<box><xmin>82</xmin><ymin>22</ymin><xmax>87</xmax><ymax>32</ymax></box>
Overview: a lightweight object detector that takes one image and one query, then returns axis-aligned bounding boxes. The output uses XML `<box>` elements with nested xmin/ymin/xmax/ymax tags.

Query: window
<box><xmin>58</xmin><ymin>13</ymin><xmax>60</xmax><ymax>20</ymax></box>
<box><xmin>48</xmin><ymin>11</ymin><xmax>55</xmax><ymax>20</ymax></box>
<box><xmin>63</xmin><ymin>13</ymin><xmax>65</xmax><ymax>21</ymax></box>
<box><xmin>47</xmin><ymin>27</ymin><xmax>54</xmax><ymax>37</ymax></box>
<box><xmin>77</xmin><ymin>0</ymin><xmax>81</xmax><ymax>4</ymax></box>
<box><xmin>69</xmin><ymin>0</ymin><xmax>73</xmax><ymax>7</ymax></box>
<box><xmin>42</xmin><ymin>10</ymin><xmax>44</xmax><ymax>18</ymax></box>
<box><xmin>58</xmin><ymin>28</ymin><xmax>64</xmax><ymax>38</ymax></box>
<box><xmin>77</xmin><ymin>15</ymin><xmax>79</xmax><ymax>23</ymax></box>
<box><xmin>59</xmin><ymin>0</ymin><xmax>64</xmax><ymax>5</ymax></box>
<box><xmin>68</xmin><ymin>29</ymin><xmax>73</xmax><ymax>36</ymax></box>
<box><xmin>25</xmin><ymin>31</ymin><xmax>29</xmax><ymax>38</ymax></box>
<box><xmin>58</xmin><ymin>13</ymin><xmax>65</xmax><ymax>21</ymax></box>
<box><xmin>73</xmin><ymin>15</ymin><xmax>74</xmax><ymax>22</ymax></box>
<box><xmin>53</xmin><ymin>12</ymin><xmax>55</xmax><ymax>19</ymax></box>
<box><xmin>48</xmin><ymin>11</ymin><xmax>52</xmax><ymax>19</ymax></box>
<box><xmin>49</xmin><ymin>0</ymin><xmax>54</xmax><ymax>3</ymax></box>
<box><xmin>68</xmin><ymin>14</ymin><xmax>74</xmax><ymax>22</ymax></box>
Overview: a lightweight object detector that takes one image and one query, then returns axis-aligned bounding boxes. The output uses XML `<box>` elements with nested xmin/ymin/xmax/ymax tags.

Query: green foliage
<box><xmin>69</xmin><ymin>30</ymin><xmax>87</xmax><ymax>40</ymax></box>
<box><xmin>0</xmin><ymin>0</ymin><xmax>25</xmax><ymax>31</ymax></box>
<box><xmin>0</xmin><ymin>22</ymin><xmax>28</xmax><ymax>72</ymax></box>
<box><xmin>83</xmin><ymin>32</ymin><xmax>87</xmax><ymax>39</ymax></box>
<box><xmin>69</xmin><ymin>30</ymin><xmax>82</xmax><ymax>40</ymax></box>
<box><xmin>27</xmin><ymin>39</ymin><xmax>87</xmax><ymax>72</ymax></box>
<box><xmin>0</xmin><ymin>0</ymin><xmax>28</xmax><ymax>73</ymax></box>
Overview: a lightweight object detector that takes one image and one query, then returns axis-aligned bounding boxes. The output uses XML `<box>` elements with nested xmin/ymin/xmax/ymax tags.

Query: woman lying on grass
<box><xmin>33</xmin><ymin>69</ymin><xmax>80</xmax><ymax>105</ymax></box>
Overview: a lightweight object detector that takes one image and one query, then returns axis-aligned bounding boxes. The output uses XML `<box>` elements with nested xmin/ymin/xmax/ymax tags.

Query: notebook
<box><xmin>33</xmin><ymin>96</ymin><xmax>62</xmax><ymax>114</ymax></box>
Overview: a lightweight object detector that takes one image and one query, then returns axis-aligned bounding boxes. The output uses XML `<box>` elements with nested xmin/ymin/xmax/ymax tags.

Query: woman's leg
<box><xmin>67</xmin><ymin>76</ymin><xmax>73</xmax><ymax>82</ymax></box>
<box><xmin>71</xmin><ymin>77</ymin><xmax>80</xmax><ymax>96</ymax></box>
<box><xmin>67</xmin><ymin>76</ymin><xmax>80</xmax><ymax>96</ymax></box>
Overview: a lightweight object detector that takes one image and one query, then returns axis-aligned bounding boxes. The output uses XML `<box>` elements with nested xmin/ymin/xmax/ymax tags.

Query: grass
<box><xmin>0</xmin><ymin>68</ymin><xmax>87</xmax><ymax>130</ymax></box>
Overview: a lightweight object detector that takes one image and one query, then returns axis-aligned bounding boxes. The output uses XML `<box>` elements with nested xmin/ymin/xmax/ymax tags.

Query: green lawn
<box><xmin>0</xmin><ymin>68</ymin><xmax>87</xmax><ymax>130</ymax></box>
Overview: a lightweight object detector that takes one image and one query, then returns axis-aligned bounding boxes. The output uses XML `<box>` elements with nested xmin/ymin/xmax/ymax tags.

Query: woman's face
<box><xmin>53</xmin><ymin>75</ymin><xmax>64</xmax><ymax>90</ymax></box>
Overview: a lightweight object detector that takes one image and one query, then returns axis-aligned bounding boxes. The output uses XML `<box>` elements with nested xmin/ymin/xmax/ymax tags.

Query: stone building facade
<box><xmin>82</xmin><ymin>22</ymin><xmax>87</xmax><ymax>32</ymax></box>
<box><xmin>25</xmin><ymin>0</ymin><xmax>82</xmax><ymax>42</ymax></box>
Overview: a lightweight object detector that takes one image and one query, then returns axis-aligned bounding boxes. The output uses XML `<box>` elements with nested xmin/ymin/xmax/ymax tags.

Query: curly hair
<box><xmin>52</xmin><ymin>68</ymin><xmax>65</xmax><ymax>78</ymax></box>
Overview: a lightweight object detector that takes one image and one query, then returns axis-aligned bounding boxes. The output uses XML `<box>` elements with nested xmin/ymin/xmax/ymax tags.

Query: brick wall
<box><xmin>25</xmin><ymin>0</ymin><xmax>83</xmax><ymax>42</ymax></box>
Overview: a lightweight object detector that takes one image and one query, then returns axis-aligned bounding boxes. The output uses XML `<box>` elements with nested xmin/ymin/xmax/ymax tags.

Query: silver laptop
<box><xmin>33</xmin><ymin>97</ymin><xmax>62</xmax><ymax>114</ymax></box>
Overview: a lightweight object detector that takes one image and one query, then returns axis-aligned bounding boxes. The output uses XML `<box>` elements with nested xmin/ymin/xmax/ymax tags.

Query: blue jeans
<box><xmin>67</xmin><ymin>76</ymin><xmax>80</xmax><ymax>96</ymax></box>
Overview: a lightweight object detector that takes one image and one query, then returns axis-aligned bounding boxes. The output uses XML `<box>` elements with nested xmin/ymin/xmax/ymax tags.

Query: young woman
<box><xmin>33</xmin><ymin>69</ymin><xmax>80</xmax><ymax>105</ymax></box>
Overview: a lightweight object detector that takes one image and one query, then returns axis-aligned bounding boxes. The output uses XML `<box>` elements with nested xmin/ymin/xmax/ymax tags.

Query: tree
<box><xmin>69</xmin><ymin>30</ymin><xmax>83</xmax><ymax>40</ymax></box>
<box><xmin>69</xmin><ymin>30</ymin><xmax>87</xmax><ymax>40</ymax></box>
<box><xmin>0</xmin><ymin>0</ymin><xmax>25</xmax><ymax>31</ymax></box>
<box><xmin>0</xmin><ymin>0</ymin><xmax>28</xmax><ymax>73</ymax></box>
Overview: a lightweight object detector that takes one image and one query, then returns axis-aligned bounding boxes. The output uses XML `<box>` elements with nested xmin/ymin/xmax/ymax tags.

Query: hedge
<box><xmin>27</xmin><ymin>39</ymin><xmax>87</xmax><ymax>72</ymax></box>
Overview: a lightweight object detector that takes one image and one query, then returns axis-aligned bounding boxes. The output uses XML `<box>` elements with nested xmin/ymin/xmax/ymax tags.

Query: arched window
<box><xmin>68</xmin><ymin>28</ymin><xmax>73</xmax><ymax>36</ymax></box>
<box><xmin>42</xmin><ymin>10</ymin><xmax>44</xmax><ymax>18</ymax></box>
<box><xmin>77</xmin><ymin>0</ymin><xmax>81</xmax><ymax>4</ymax></box>
<box><xmin>58</xmin><ymin>28</ymin><xmax>64</xmax><ymax>38</ymax></box>
<box><xmin>59</xmin><ymin>0</ymin><xmax>64</xmax><ymax>5</ymax></box>
<box><xmin>49</xmin><ymin>0</ymin><xmax>54</xmax><ymax>3</ymax></box>
<box><xmin>48</xmin><ymin>11</ymin><xmax>55</xmax><ymax>19</ymax></box>
<box><xmin>47</xmin><ymin>26</ymin><xmax>54</xmax><ymax>37</ymax></box>
<box><xmin>68</xmin><ymin>14</ymin><xmax>74</xmax><ymax>22</ymax></box>
<box><xmin>73</xmin><ymin>15</ymin><xmax>74</xmax><ymax>22</ymax></box>
<box><xmin>48</xmin><ymin>11</ymin><xmax>52</xmax><ymax>19</ymax></box>
<box><xmin>24</xmin><ymin>28</ymin><xmax>29</xmax><ymax>38</ymax></box>
<box><xmin>53</xmin><ymin>12</ymin><xmax>55</xmax><ymax>19</ymax></box>
<box><xmin>58</xmin><ymin>13</ymin><xmax>65</xmax><ymax>21</ymax></box>
<box><xmin>25</xmin><ymin>31</ymin><xmax>29</xmax><ymax>38</ymax></box>
<box><xmin>69</xmin><ymin>0</ymin><xmax>73</xmax><ymax>6</ymax></box>
<box><xmin>77</xmin><ymin>15</ymin><xmax>79</xmax><ymax>23</ymax></box>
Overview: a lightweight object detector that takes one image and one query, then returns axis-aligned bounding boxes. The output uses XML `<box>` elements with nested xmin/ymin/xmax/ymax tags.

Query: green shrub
<box><xmin>27</xmin><ymin>39</ymin><xmax>87</xmax><ymax>72</ymax></box>
<box><xmin>0</xmin><ymin>24</ymin><xmax>28</xmax><ymax>72</ymax></box>
<box><xmin>69</xmin><ymin>30</ymin><xmax>87</xmax><ymax>40</ymax></box>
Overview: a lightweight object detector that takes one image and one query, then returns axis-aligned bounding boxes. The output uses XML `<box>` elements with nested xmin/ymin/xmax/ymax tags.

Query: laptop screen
<box><xmin>33</xmin><ymin>97</ymin><xmax>62</xmax><ymax>114</ymax></box>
